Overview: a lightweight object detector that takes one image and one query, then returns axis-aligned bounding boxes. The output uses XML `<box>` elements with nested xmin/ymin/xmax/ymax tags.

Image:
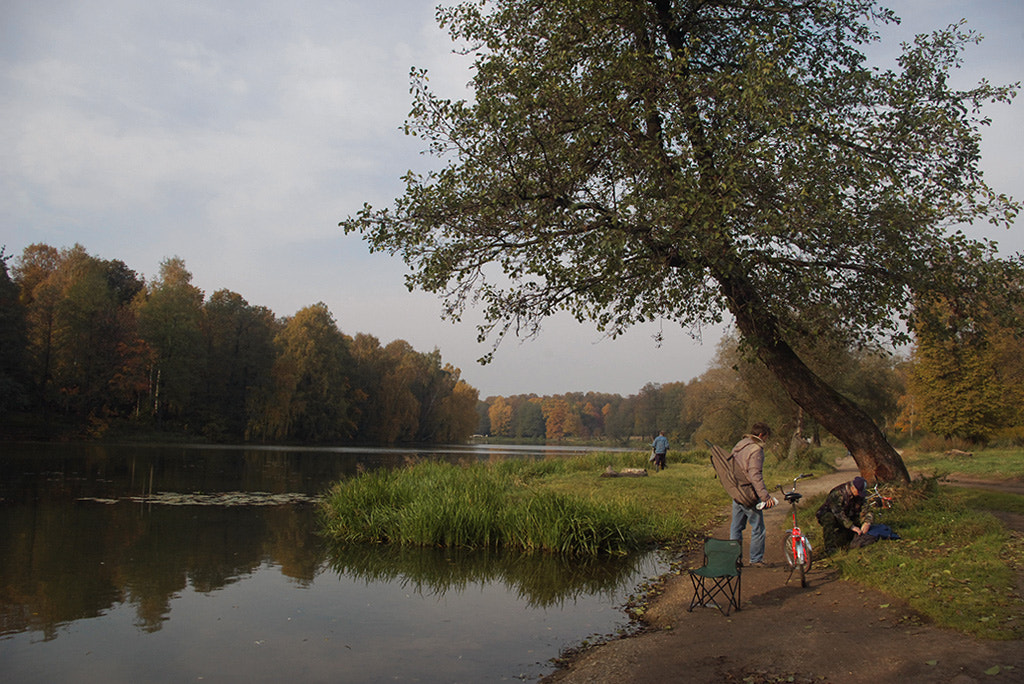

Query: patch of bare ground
<box><xmin>543</xmin><ymin>462</ymin><xmax>1024</xmax><ymax>684</ymax></box>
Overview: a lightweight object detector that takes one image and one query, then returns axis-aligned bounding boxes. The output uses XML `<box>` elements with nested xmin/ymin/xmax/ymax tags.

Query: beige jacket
<box><xmin>731</xmin><ymin>435</ymin><xmax>771</xmax><ymax>505</ymax></box>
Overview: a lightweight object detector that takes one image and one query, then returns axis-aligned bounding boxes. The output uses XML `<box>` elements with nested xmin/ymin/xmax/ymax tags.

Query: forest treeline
<box><xmin>3</xmin><ymin>243</ymin><xmax>1022</xmax><ymax>449</ymax></box>
<box><xmin>0</xmin><ymin>243</ymin><xmax>479</xmax><ymax>443</ymax></box>
<box><xmin>476</xmin><ymin>314</ymin><xmax>1024</xmax><ymax>451</ymax></box>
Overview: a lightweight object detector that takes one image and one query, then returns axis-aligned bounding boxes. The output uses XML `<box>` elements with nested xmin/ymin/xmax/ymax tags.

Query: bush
<box><xmin>917</xmin><ymin>433</ymin><xmax>977</xmax><ymax>453</ymax></box>
<box><xmin>320</xmin><ymin>458</ymin><xmax>656</xmax><ymax>556</ymax></box>
<box><xmin>989</xmin><ymin>426</ymin><xmax>1024</xmax><ymax>448</ymax></box>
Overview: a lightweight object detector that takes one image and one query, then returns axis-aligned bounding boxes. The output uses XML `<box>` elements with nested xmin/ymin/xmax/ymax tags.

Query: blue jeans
<box><xmin>730</xmin><ymin>500</ymin><xmax>766</xmax><ymax>564</ymax></box>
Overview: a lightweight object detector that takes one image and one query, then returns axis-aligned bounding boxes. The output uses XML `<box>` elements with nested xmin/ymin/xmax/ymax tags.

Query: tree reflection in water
<box><xmin>1</xmin><ymin>442</ymin><xmax>664</xmax><ymax>682</ymax></box>
<box><xmin>327</xmin><ymin>543</ymin><xmax>653</xmax><ymax>610</ymax></box>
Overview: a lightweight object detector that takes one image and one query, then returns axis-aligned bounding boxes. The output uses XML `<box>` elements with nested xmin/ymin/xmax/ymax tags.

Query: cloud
<box><xmin>2</xmin><ymin>0</ymin><xmax>1021</xmax><ymax>398</ymax></box>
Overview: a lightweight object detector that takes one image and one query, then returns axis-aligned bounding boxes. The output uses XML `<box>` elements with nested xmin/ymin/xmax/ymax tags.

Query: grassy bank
<box><xmin>320</xmin><ymin>446</ymin><xmax>1024</xmax><ymax>639</ymax></box>
<box><xmin>902</xmin><ymin>447</ymin><xmax>1024</xmax><ymax>481</ymax></box>
<box><xmin>798</xmin><ymin>450</ymin><xmax>1024</xmax><ymax>640</ymax></box>
<box><xmin>320</xmin><ymin>450</ymin><xmax>742</xmax><ymax>555</ymax></box>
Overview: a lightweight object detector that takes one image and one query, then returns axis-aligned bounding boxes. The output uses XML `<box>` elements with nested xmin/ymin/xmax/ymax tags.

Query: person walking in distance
<box><xmin>651</xmin><ymin>431</ymin><xmax>669</xmax><ymax>471</ymax></box>
<box><xmin>730</xmin><ymin>423</ymin><xmax>775</xmax><ymax>567</ymax></box>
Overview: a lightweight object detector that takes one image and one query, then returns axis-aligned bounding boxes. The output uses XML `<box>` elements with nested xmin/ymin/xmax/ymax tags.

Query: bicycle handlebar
<box><xmin>774</xmin><ymin>473</ymin><xmax>813</xmax><ymax>494</ymax></box>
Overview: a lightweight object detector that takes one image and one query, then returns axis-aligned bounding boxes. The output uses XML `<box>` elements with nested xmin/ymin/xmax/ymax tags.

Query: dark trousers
<box><xmin>819</xmin><ymin>511</ymin><xmax>855</xmax><ymax>555</ymax></box>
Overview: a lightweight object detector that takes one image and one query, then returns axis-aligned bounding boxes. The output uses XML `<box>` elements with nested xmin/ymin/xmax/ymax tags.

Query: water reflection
<box><xmin>327</xmin><ymin>544</ymin><xmax>649</xmax><ymax>610</ymax></box>
<box><xmin>0</xmin><ymin>497</ymin><xmax>323</xmax><ymax>638</ymax></box>
<box><xmin>1</xmin><ymin>442</ymin><xmax>659</xmax><ymax>682</ymax></box>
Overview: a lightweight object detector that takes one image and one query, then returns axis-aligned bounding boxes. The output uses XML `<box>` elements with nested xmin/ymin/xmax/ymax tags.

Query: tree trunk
<box><xmin>718</xmin><ymin>271</ymin><xmax>911</xmax><ymax>484</ymax></box>
<box><xmin>755</xmin><ymin>335</ymin><xmax>910</xmax><ymax>483</ymax></box>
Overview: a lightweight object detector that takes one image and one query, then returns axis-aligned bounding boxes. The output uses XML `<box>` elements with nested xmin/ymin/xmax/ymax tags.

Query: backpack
<box><xmin>706</xmin><ymin>440</ymin><xmax>759</xmax><ymax>508</ymax></box>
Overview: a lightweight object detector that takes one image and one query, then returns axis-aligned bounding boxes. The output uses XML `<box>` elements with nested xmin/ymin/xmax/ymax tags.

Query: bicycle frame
<box><xmin>779</xmin><ymin>473</ymin><xmax>813</xmax><ymax>587</ymax></box>
<box><xmin>866</xmin><ymin>483</ymin><xmax>893</xmax><ymax>509</ymax></box>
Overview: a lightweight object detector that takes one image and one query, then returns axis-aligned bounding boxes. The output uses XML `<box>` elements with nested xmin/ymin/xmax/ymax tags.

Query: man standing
<box><xmin>730</xmin><ymin>423</ymin><xmax>775</xmax><ymax>567</ymax></box>
<box><xmin>651</xmin><ymin>430</ymin><xmax>669</xmax><ymax>471</ymax></box>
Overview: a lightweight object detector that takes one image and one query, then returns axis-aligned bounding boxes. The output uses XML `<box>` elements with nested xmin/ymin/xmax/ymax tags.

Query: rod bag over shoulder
<box><xmin>706</xmin><ymin>440</ymin><xmax>759</xmax><ymax>508</ymax></box>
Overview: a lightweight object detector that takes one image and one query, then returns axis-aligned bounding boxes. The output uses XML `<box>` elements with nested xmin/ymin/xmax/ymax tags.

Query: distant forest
<box><xmin>4</xmin><ymin>243</ymin><xmax>1023</xmax><ymax>449</ymax></box>
<box><xmin>0</xmin><ymin>243</ymin><xmax>478</xmax><ymax>443</ymax></box>
<box><xmin>475</xmin><ymin>310</ymin><xmax>1024</xmax><ymax>450</ymax></box>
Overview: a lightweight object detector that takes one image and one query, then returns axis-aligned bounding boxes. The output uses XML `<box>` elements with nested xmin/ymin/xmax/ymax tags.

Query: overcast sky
<box><xmin>2</xmin><ymin>1</ymin><xmax>1022</xmax><ymax>398</ymax></box>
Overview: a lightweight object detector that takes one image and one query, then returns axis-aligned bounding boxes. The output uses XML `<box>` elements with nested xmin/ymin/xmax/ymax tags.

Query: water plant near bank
<box><xmin>320</xmin><ymin>451</ymin><xmax>726</xmax><ymax>556</ymax></box>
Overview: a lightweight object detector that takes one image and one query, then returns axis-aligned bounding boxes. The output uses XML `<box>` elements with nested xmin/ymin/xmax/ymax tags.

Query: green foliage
<box><xmin>908</xmin><ymin>301</ymin><xmax>1013</xmax><ymax>443</ymax></box>
<box><xmin>4</xmin><ymin>243</ymin><xmax>478</xmax><ymax>444</ymax></box>
<box><xmin>342</xmin><ymin>0</ymin><xmax>1022</xmax><ymax>482</ymax></box>
<box><xmin>321</xmin><ymin>453</ymin><xmax>724</xmax><ymax>556</ymax></box>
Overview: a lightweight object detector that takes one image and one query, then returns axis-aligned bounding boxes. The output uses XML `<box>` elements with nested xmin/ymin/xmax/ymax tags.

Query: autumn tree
<box><xmin>579</xmin><ymin>400</ymin><xmax>604</xmax><ymax>438</ymax></box>
<box><xmin>0</xmin><ymin>248</ymin><xmax>28</xmax><ymax>416</ymax></box>
<box><xmin>12</xmin><ymin>243</ymin><xmax>63</xmax><ymax>410</ymax></box>
<box><xmin>12</xmin><ymin>244</ymin><xmax>143</xmax><ymax>424</ymax></box>
<box><xmin>52</xmin><ymin>249</ymin><xmax>143</xmax><ymax>420</ymax></box>
<box><xmin>258</xmin><ymin>303</ymin><xmax>357</xmax><ymax>442</ymax></box>
<box><xmin>342</xmin><ymin>0</ymin><xmax>1023</xmax><ymax>482</ymax></box>
<box><xmin>434</xmin><ymin>378</ymin><xmax>480</xmax><ymax>442</ymax></box>
<box><xmin>907</xmin><ymin>300</ymin><xmax>1012</xmax><ymax>442</ymax></box>
<box><xmin>135</xmin><ymin>257</ymin><xmax>205</xmax><ymax>422</ymax></box>
<box><xmin>200</xmin><ymin>290</ymin><xmax>279</xmax><ymax>440</ymax></box>
<box><xmin>487</xmin><ymin>395</ymin><xmax>513</xmax><ymax>436</ymax></box>
<box><xmin>541</xmin><ymin>397</ymin><xmax>571</xmax><ymax>440</ymax></box>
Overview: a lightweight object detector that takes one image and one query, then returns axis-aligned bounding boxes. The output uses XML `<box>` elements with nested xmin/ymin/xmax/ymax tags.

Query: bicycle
<box><xmin>865</xmin><ymin>483</ymin><xmax>894</xmax><ymax>509</ymax></box>
<box><xmin>778</xmin><ymin>473</ymin><xmax>814</xmax><ymax>587</ymax></box>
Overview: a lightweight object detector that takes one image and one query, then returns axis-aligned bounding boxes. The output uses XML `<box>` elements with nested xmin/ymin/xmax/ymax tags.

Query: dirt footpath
<box><xmin>544</xmin><ymin>461</ymin><xmax>1024</xmax><ymax>684</ymax></box>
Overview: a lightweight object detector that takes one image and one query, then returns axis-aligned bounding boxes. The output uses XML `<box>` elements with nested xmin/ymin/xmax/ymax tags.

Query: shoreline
<box><xmin>542</xmin><ymin>459</ymin><xmax>1024</xmax><ymax>683</ymax></box>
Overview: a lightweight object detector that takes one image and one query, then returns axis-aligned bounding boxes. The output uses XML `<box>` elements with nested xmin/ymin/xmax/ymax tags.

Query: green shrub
<box><xmin>320</xmin><ymin>457</ymin><xmax>662</xmax><ymax>556</ymax></box>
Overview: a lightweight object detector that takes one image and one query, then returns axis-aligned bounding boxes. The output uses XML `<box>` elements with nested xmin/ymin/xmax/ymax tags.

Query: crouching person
<box><xmin>816</xmin><ymin>476</ymin><xmax>872</xmax><ymax>555</ymax></box>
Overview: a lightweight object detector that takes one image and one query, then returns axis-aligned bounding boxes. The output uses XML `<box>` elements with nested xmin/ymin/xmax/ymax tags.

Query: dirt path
<box><xmin>544</xmin><ymin>461</ymin><xmax>1024</xmax><ymax>684</ymax></box>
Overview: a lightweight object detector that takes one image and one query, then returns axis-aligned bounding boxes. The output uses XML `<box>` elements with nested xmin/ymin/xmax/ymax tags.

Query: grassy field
<box><xmin>320</xmin><ymin>445</ymin><xmax>1024</xmax><ymax>639</ymax></box>
<box><xmin>796</xmin><ymin>448</ymin><xmax>1024</xmax><ymax>639</ymax></box>
<box><xmin>902</xmin><ymin>447</ymin><xmax>1024</xmax><ymax>481</ymax></box>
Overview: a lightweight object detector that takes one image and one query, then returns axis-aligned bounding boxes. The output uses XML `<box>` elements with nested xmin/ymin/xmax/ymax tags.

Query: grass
<box><xmin>319</xmin><ymin>457</ymin><xmax>643</xmax><ymax>555</ymax></box>
<box><xmin>901</xmin><ymin>447</ymin><xmax>1024</xmax><ymax>481</ymax></box>
<box><xmin>796</xmin><ymin>449</ymin><xmax>1024</xmax><ymax>640</ymax></box>
<box><xmin>321</xmin><ymin>450</ymin><xmax>765</xmax><ymax>556</ymax></box>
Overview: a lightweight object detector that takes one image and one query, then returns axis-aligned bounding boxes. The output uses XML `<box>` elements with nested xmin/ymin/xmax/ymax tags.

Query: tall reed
<box><xmin>320</xmin><ymin>458</ymin><xmax>654</xmax><ymax>556</ymax></box>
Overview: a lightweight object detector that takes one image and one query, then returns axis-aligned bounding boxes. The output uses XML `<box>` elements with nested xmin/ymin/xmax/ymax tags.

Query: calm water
<box><xmin>0</xmin><ymin>442</ymin><xmax>666</xmax><ymax>683</ymax></box>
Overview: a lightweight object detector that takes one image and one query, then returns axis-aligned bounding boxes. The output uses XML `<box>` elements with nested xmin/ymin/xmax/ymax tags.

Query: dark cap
<box><xmin>852</xmin><ymin>476</ymin><xmax>867</xmax><ymax>495</ymax></box>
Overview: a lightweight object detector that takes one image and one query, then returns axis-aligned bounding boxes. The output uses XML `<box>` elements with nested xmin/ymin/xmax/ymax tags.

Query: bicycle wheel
<box><xmin>782</xmin><ymin>532</ymin><xmax>813</xmax><ymax>587</ymax></box>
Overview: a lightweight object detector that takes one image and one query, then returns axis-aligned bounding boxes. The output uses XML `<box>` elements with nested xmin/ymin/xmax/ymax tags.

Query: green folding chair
<box><xmin>687</xmin><ymin>537</ymin><xmax>742</xmax><ymax>616</ymax></box>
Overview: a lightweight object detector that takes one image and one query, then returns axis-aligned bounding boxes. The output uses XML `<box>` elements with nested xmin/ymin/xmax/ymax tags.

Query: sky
<box><xmin>2</xmin><ymin>1</ymin><xmax>1022</xmax><ymax>399</ymax></box>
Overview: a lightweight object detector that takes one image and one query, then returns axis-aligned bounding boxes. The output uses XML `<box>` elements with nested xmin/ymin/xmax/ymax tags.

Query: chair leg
<box><xmin>688</xmin><ymin>574</ymin><xmax>741</xmax><ymax>616</ymax></box>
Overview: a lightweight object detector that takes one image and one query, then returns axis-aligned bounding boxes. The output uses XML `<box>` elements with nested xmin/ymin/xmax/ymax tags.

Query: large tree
<box><xmin>342</xmin><ymin>0</ymin><xmax>1022</xmax><ymax>482</ymax></box>
<box><xmin>135</xmin><ymin>257</ymin><xmax>206</xmax><ymax>422</ymax></box>
<box><xmin>908</xmin><ymin>299</ymin><xmax>1014</xmax><ymax>443</ymax></box>
<box><xmin>0</xmin><ymin>248</ymin><xmax>28</xmax><ymax>416</ymax></box>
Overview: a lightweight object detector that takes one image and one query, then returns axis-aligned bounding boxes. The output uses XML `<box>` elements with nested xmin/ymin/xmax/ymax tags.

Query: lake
<box><xmin>0</xmin><ymin>442</ymin><xmax>668</xmax><ymax>683</ymax></box>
